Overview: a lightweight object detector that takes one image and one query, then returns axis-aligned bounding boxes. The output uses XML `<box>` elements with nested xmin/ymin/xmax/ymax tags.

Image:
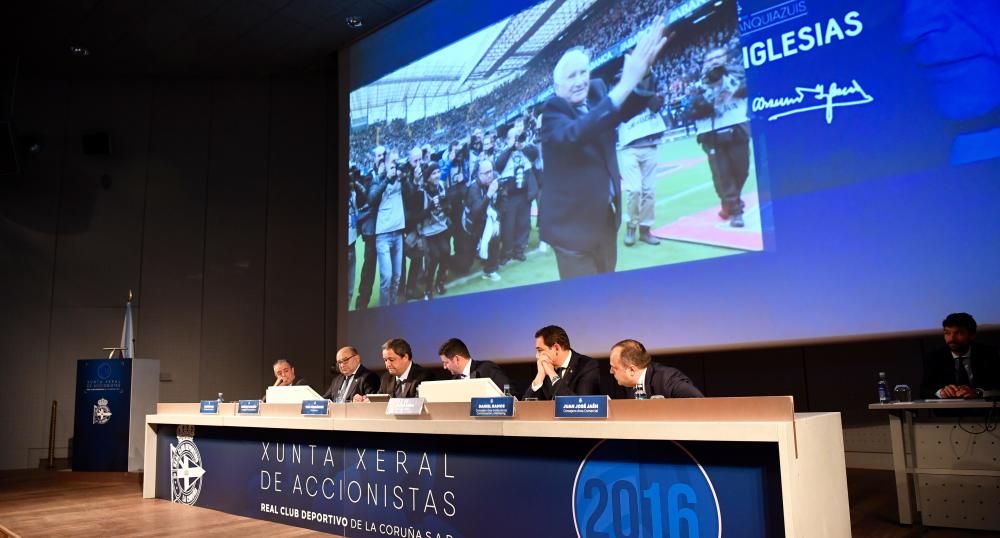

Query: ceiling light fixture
<box><xmin>69</xmin><ymin>45</ymin><xmax>91</xmax><ymax>57</ymax></box>
<box><xmin>346</xmin><ymin>15</ymin><xmax>363</xmax><ymax>28</ymax></box>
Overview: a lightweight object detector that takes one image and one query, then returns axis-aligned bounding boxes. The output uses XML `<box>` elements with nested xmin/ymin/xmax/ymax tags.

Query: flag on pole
<box><xmin>119</xmin><ymin>290</ymin><xmax>134</xmax><ymax>359</ymax></box>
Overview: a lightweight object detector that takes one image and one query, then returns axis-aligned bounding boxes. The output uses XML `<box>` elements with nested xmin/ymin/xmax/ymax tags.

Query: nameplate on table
<box><xmin>238</xmin><ymin>400</ymin><xmax>261</xmax><ymax>415</ymax></box>
<box><xmin>470</xmin><ymin>396</ymin><xmax>515</xmax><ymax>418</ymax></box>
<box><xmin>386</xmin><ymin>397</ymin><xmax>425</xmax><ymax>416</ymax></box>
<box><xmin>555</xmin><ymin>395</ymin><xmax>609</xmax><ymax>419</ymax></box>
<box><xmin>199</xmin><ymin>400</ymin><xmax>219</xmax><ymax>414</ymax></box>
<box><xmin>300</xmin><ymin>400</ymin><xmax>330</xmax><ymax>416</ymax></box>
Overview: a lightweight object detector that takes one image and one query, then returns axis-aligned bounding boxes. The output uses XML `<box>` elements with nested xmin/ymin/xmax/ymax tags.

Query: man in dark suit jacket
<box><xmin>355</xmin><ymin>338</ymin><xmax>434</xmax><ymax>401</ymax></box>
<box><xmin>921</xmin><ymin>313</ymin><xmax>999</xmax><ymax>399</ymax></box>
<box><xmin>524</xmin><ymin>325</ymin><xmax>602</xmax><ymax>400</ymax></box>
<box><xmin>538</xmin><ymin>19</ymin><xmax>668</xmax><ymax>279</ymax></box>
<box><xmin>323</xmin><ymin>346</ymin><xmax>380</xmax><ymax>403</ymax></box>
<box><xmin>263</xmin><ymin>358</ymin><xmax>311</xmax><ymax>402</ymax></box>
<box><xmin>438</xmin><ymin>338</ymin><xmax>512</xmax><ymax>391</ymax></box>
<box><xmin>609</xmin><ymin>339</ymin><xmax>703</xmax><ymax>398</ymax></box>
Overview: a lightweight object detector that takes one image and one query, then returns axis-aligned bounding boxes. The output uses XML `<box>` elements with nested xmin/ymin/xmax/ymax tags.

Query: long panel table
<box><xmin>145</xmin><ymin>397</ymin><xmax>850</xmax><ymax>537</ymax></box>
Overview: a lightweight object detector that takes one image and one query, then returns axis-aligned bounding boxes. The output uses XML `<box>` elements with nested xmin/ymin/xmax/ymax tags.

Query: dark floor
<box><xmin>846</xmin><ymin>469</ymin><xmax>998</xmax><ymax>537</ymax></box>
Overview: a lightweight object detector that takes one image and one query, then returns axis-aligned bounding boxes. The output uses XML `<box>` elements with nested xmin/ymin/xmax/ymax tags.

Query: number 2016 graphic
<box><xmin>573</xmin><ymin>440</ymin><xmax>721</xmax><ymax>538</ymax></box>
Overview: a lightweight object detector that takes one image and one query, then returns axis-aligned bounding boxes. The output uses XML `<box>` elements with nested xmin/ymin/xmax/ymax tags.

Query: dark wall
<box><xmin>0</xmin><ymin>73</ymin><xmax>338</xmax><ymax>470</ymax></box>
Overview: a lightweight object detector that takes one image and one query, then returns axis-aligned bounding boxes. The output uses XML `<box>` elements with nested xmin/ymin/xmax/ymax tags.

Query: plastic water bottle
<box><xmin>503</xmin><ymin>384</ymin><xmax>512</xmax><ymax>397</ymax></box>
<box><xmin>634</xmin><ymin>384</ymin><xmax>648</xmax><ymax>400</ymax></box>
<box><xmin>877</xmin><ymin>372</ymin><xmax>889</xmax><ymax>403</ymax></box>
<box><xmin>217</xmin><ymin>392</ymin><xmax>224</xmax><ymax>404</ymax></box>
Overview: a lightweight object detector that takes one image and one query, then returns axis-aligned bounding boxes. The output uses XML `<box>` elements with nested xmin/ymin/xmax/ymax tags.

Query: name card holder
<box><xmin>238</xmin><ymin>399</ymin><xmax>261</xmax><ymax>415</ymax></box>
<box><xmin>199</xmin><ymin>400</ymin><xmax>220</xmax><ymax>414</ymax></box>
<box><xmin>554</xmin><ymin>395</ymin><xmax>609</xmax><ymax>419</ymax></box>
<box><xmin>470</xmin><ymin>396</ymin><xmax>516</xmax><ymax>418</ymax></box>
<box><xmin>301</xmin><ymin>400</ymin><xmax>330</xmax><ymax>416</ymax></box>
<box><xmin>386</xmin><ymin>397</ymin><xmax>425</xmax><ymax>416</ymax></box>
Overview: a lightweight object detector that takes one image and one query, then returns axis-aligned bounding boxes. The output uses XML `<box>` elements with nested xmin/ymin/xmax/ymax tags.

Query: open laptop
<box><xmin>417</xmin><ymin>378</ymin><xmax>504</xmax><ymax>403</ymax></box>
<box><xmin>265</xmin><ymin>385</ymin><xmax>323</xmax><ymax>404</ymax></box>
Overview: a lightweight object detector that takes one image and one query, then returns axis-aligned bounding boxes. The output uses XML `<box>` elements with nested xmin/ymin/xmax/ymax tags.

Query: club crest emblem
<box><xmin>92</xmin><ymin>398</ymin><xmax>112</xmax><ymax>425</ymax></box>
<box><xmin>170</xmin><ymin>425</ymin><xmax>205</xmax><ymax>506</ymax></box>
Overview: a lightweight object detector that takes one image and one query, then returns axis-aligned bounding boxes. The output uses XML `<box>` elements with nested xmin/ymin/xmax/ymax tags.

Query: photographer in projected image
<box><xmin>400</xmin><ymin>147</ymin><xmax>428</xmax><ymax>302</ymax></box>
<box><xmin>495</xmin><ymin>121</ymin><xmax>539</xmax><ymax>264</ymax></box>
<box><xmin>368</xmin><ymin>150</ymin><xmax>406</xmax><ymax>306</ymax></box>
<box><xmin>539</xmin><ymin>18</ymin><xmax>669</xmax><ymax>279</ymax></box>
<box><xmin>354</xmin><ymin>146</ymin><xmax>386</xmax><ymax>310</ymax></box>
<box><xmin>445</xmin><ymin>153</ymin><xmax>474</xmax><ymax>275</ymax></box>
<box><xmin>414</xmin><ymin>162</ymin><xmax>451</xmax><ymax>299</ymax></box>
<box><xmin>689</xmin><ymin>45</ymin><xmax>750</xmax><ymax>228</ymax></box>
<box><xmin>464</xmin><ymin>159</ymin><xmax>503</xmax><ymax>281</ymax></box>
<box><xmin>346</xmin><ymin>164</ymin><xmax>364</xmax><ymax>311</ymax></box>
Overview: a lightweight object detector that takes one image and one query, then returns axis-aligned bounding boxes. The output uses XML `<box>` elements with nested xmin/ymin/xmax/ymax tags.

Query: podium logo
<box><xmin>573</xmin><ymin>440</ymin><xmax>721</xmax><ymax>538</ymax></box>
<box><xmin>92</xmin><ymin>398</ymin><xmax>112</xmax><ymax>425</ymax></box>
<box><xmin>170</xmin><ymin>425</ymin><xmax>205</xmax><ymax>506</ymax></box>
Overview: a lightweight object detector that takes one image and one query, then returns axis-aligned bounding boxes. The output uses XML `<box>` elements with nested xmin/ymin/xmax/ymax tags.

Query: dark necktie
<box><xmin>394</xmin><ymin>378</ymin><xmax>405</xmax><ymax>397</ymax></box>
<box><xmin>335</xmin><ymin>375</ymin><xmax>352</xmax><ymax>403</ymax></box>
<box><xmin>955</xmin><ymin>357</ymin><xmax>973</xmax><ymax>386</ymax></box>
<box><xmin>554</xmin><ymin>367</ymin><xmax>567</xmax><ymax>384</ymax></box>
<box><xmin>456</xmin><ymin>373</ymin><xmax>467</xmax><ymax>379</ymax></box>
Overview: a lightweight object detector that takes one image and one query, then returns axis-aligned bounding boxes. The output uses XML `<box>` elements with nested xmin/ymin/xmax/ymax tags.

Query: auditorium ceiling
<box><xmin>5</xmin><ymin>0</ymin><xmax>428</xmax><ymax>76</ymax></box>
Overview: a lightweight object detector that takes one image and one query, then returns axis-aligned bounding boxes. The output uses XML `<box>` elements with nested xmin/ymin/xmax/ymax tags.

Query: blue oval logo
<box><xmin>573</xmin><ymin>440</ymin><xmax>721</xmax><ymax>538</ymax></box>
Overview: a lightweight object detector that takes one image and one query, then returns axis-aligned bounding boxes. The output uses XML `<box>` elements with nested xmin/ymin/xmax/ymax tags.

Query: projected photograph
<box><xmin>348</xmin><ymin>0</ymin><xmax>764</xmax><ymax>310</ymax></box>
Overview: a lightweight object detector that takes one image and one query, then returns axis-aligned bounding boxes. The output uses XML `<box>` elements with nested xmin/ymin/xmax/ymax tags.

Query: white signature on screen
<box><xmin>752</xmin><ymin>80</ymin><xmax>874</xmax><ymax>124</ymax></box>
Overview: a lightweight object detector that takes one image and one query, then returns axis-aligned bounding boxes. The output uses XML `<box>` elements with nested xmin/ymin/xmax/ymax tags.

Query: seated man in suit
<box><xmin>263</xmin><ymin>358</ymin><xmax>310</xmax><ymax>402</ymax></box>
<box><xmin>438</xmin><ymin>337</ymin><xmax>511</xmax><ymax>391</ymax></box>
<box><xmin>921</xmin><ymin>313</ymin><xmax>999</xmax><ymax>399</ymax></box>
<box><xmin>323</xmin><ymin>346</ymin><xmax>379</xmax><ymax>403</ymax></box>
<box><xmin>609</xmin><ymin>339</ymin><xmax>703</xmax><ymax>398</ymax></box>
<box><xmin>354</xmin><ymin>338</ymin><xmax>433</xmax><ymax>401</ymax></box>
<box><xmin>524</xmin><ymin>325</ymin><xmax>601</xmax><ymax>400</ymax></box>
<box><xmin>271</xmin><ymin>358</ymin><xmax>308</xmax><ymax>387</ymax></box>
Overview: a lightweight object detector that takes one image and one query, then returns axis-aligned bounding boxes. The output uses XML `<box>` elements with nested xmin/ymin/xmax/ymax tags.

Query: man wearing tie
<box><xmin>438</xmin><ymin>338</ymin><xmax>511</xmax><ymax>391</ymax></box>
<box><xmin>538</xmin><ymin>18</ymin><xmax>668</xmax><ymax>279</ymax></box>
<box><xmin>323</xmin><ymin>346</ymin><xmax>379</xmax><ymax>403</ymax></box>
<box><xmin>921</xmin><ymin>313</ymin><xmax>999</xmax><ymax>399</ymax></box>
<box><xmin>608</xmin><ymin>339</ymin><xmax>703</xmax><ymax>399</ymax></box>
<box><xmin>524</xmin><ymin>325</ymin><xmax>601</xmax><ymax>400</ymax></box>
<box><xmin>355</xmin><ymin>338</ymin><xmax>432</xmax><ymax>401</ymax></box>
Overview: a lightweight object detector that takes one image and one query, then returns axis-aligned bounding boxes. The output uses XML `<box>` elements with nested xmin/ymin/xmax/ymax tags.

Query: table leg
<box><xmin>888</xmin><ymin>411</ymin><xmax>915</xmax><ymax>524</ymax></box>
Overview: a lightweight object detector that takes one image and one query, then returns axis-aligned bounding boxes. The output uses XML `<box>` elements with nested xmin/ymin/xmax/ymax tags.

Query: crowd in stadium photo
<box><xmin>347</xmin><ymin>0</ymin><xmax>750</xmax><ymax>309</ymax></box>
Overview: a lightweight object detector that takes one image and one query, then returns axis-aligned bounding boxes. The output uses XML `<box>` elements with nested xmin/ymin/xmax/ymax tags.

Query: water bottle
<box><xmin>217</xmin><ymin>392</ymin><xmax>224</xmax><ymax>404</ymax></box>
<box><xmin>877</xmin><ymin>372</ymin><xmax>889</xmax><ymax>403</ymax></box>
<box><xmin>503</xmin><ymin>384</ymin><xmax>512</xmax><ymax>397</ymax></box>
<box><xmin>634</xmin><ymin>384</ymin><xmax>648</xmax><ymax>400</ymax></box>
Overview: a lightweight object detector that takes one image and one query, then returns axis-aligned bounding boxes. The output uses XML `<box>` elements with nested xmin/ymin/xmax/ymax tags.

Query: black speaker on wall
<box><xmin>81</xmin><ymin>131</ymin><xmax>111</xmax><ymax>156</ymax></box>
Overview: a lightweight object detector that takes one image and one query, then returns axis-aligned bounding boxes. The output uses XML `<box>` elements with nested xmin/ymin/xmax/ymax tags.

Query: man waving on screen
<box><xmin>538</xmin><ymin>17</ymin><xmax>668</xmax><ymax>279</ymax></box>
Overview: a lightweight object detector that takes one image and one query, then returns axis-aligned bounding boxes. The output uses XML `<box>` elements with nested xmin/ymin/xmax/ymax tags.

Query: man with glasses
<box><xmin>354</xmin><ymin>338</ymin><xmax>433</xmax><ymax>401</ymax></box>
<box><xmin>323</xmin><ymin>346</ymin><xmax>379</xmax><ymax>403</ymax></box>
